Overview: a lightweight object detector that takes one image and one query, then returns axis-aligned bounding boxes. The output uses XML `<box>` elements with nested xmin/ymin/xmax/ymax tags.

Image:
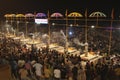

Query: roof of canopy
<box><xmin>89</xmin><ymin>11</ymin><xmax>107</xmax><ymax>17</ymax></box>
<box><xmin>36</xmin><ymin>13</ymin><xmax>46</xmax><ymax>18</ymax></box>
<box><xmin>25</xmin><ymin>13</ymin><xmax>35</xmax><ymax>17</ymax></box>
<box><xmin>68</xmin><ymin>12</ymin><xmax>83</xmax><ymax>17</ymax></box>
<box><xmin>51</xmin><ymin>12</ymin><xmax>63</xmax><ymax>17</ymax></box>
<box><xmin>4</xmin><ymin>14</ymin><xmax>11</xmax><ymax>17</ymax></box>
<box><xmin>16</xmin><ymin>14</ymin><xmax>25</xmax><ymax>17</ymax></box>
<box><xmin>9</xmin><ymin>14</ymin><xmax>16</xmax><ymax>17</ymax></box>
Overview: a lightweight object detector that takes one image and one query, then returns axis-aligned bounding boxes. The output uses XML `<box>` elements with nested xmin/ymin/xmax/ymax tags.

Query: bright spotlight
<box><xmin>70</xmin><ymin>24</ymin><xmax>73</xmax><ymax>27</ymax></box>
<box><xmin>52</xmin><ymin>23</ymin><xmax>55</xmax><ymax>26</ymax></box>
<box><xmin>91</xmin><ymin>25</ymin><xmax>95</xmax><ymax>28</ymax></box>
<box><xmin>69</xmin><ymin>31</ymin><xmax>73</xmax><ymax>35</ymax></box>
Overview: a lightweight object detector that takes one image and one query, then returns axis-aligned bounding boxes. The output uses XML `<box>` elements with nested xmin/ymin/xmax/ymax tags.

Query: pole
<box><xmin>74</xmin><ymin>17</ymin><xmax>76</xmax><ymax>25</ymax></box>
<box><xmin>10</xmin><ymin>17</ymin><xmax>13</xmax><ymax>26</ymax></box>
<box><xmin>34</xmin><ymin>12</ymin><xmax>37</xmax><ymax>33</ymax></box>
<box><xmin>96</xmin><ymin>16</ymin><xmax>98</xmax><ymax>27</ymax></box>
<box><xmin>108</xmin><ymin>9</ymin><xmax>114</xmax><ymax>54</ymax></box>
<box><xmin>108</xmin><ymin>19</ymin><xmax>113</xmax><ymax>55</ymax></box>
<box><xmin>48</xmin><ymin>10</ymin><xmax>50</xmax><ymax>48</ymax></box>
<box><xmin>85</xmin><ymin>11</ymin><xmax>88</xmax><ymax>43</ymax></box>
<box><xmin>25</xmin><ymin>21</ymin><xmax>28</xmax><ymax>38</ymax></box>
<box><xmin>35</xmin><ymin>24</ymin><xmax>37</xmax><ymax>33</ymax></box>
<box><xmin>85</xmin><ymin>9</ymin><xmax>88</xmax><ymax>57</ymax></box>
<box><xmin>17</xmin><ymin>21</ymin><xmax>19</xmax><ymax>33</ymax></box>
<box><xmin>65</xmin><ymin>9</ymin><xmax>68</xmax><ymax>53</ymax></box>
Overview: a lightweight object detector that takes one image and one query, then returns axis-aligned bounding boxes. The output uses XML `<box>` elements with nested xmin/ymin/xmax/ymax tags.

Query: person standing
<box><xmin>85</xmin><ymin>61</ymin><xmax>91</xmax><ymax>80</ymax></box>
<box><xmin>72</xmin><ymin>65</ymin><xmax>78</xmax><ymax>80</ymax></box>
<box><xmin>60</xmin><ymin>64</ymin><xmax>67</xmax><ymax>80</ymax></box>
<box><xmin>78</xmin><ymin>66</ymin><xmax>86</xmax><ymax>80</ymax></box>
<box><xmin>53</xmin><ymin>67</ymin><xmax>61</xmax><ymax>80</ymax></box>
<box><xmin>44</xmin><ymin>65</ymin><xmax>52</xmax><ymax>80</ymax></box>
<box><xmin>19</xmin><ymin>66</ymin><xmax>30</xmax><ymax>80</ymax></box>
<box><xmin>25</xmin><ymin>60</ymin><xmax>32</xmax><ymax>78</ymax></box>
<box><xmin>33</xmin><ymin>61</ymin><xmax>43</xmax><ymax>80</ymax></box>
<box><xmin>9</xmin><ymin>60</ymin><xmax>18</xmax><ymax>80</ymax></box>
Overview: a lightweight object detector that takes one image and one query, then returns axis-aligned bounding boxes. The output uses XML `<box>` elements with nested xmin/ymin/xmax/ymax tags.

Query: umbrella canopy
<box><xmin>89</xmin><ymin>11</ymin><xmax>107</xmax><ymax>17</ymax></box>
<box><xmin>51</xmin><ymin>12</ymin><xmax>63</xmax><ymax>18</ymax></box>
<box><xmin>36</xmin><ymin>13</ymin><xmax>46</xmax><ymax>18</ymax></box>
<box><xmin>9</xmin><ymin>14</ymin><xmax>16</xmax><ymax>17</ymax></box>
<box><xmin>25</xmin><ymin>13</ymin><xmax>35</xmax><ymax>17</ymax></box>
<box><xmin>4</xmin><ymin>14</ymin><xmax>11</xmax><ymax>17</ymax></box>
<box><xmin>16</xmin><ymin>14</ymin><xmax>25</xmax><ymax>17</ymax></box>
<box><xmin>68</xmin><ymin>12</ymin><xmax>83</xmax><ymax>17</ymax></box>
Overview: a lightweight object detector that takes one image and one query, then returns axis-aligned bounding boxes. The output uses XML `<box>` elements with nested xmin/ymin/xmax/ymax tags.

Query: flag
<box><xmin>85</xmin><ymin>9</ymin><xmax>87</xmax><ymax>18</ymax></box>
<box><xmin>111</xmin><ymin>8</ymin><xmax>114</xmax><ymax>19</ymax></box>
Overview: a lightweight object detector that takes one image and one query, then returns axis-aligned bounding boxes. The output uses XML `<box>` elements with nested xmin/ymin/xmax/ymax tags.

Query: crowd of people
<box><xmin>0</xmin><ymin>21</ymin><xmax>120</xmax><ymax>80</ymax></box>
<box><xmin>0</xmin><ymin>36</ymin><xmax>120</xmax><ymax>80</ymax></box>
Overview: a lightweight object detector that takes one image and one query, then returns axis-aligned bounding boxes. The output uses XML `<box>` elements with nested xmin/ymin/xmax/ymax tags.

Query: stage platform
<box><xmin>67</xmin><ymin>50</ymin><xmax>103</xmax><ymax>63</ymax></box>
<box><xmin>27</xmin><ymin>43</ymin><xmax>103</xmax><ymax>63</ymax></box>
<box><xmin>13</xmin><ymin>37</ymin><xmax>21</xmax><ymax>40</ymax></box>
<box><xmin>8</xmin><ymin>35</ymin><xmax>103</xmax><ymax>63</ymax></box>
<box><xmin>6</xmin><ymin>34</ymin><xmax>16</xmax><ymax>38</ymax></box>
<box><xmin>80</xmin><ymin>53</ymin><xmax>103</xmax><ymax>62</ymax></box>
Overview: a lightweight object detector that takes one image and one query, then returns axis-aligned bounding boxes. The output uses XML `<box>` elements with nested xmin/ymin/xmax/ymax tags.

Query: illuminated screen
<box><xmin>35</xmin><ymin>19</ymin><xmax>48</xmax><ymax>24</ymax></box>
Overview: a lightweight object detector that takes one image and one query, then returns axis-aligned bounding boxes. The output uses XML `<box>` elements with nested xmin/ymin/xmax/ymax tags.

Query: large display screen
<box><xmin>35</xmin><ymin>19</ymin><xmax>48</xmax><ymax>24</ymax></box>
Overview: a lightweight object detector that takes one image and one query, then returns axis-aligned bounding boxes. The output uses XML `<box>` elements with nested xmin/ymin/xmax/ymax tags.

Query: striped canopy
<box><xmin>68</xmin><ymin>12</ymin><xmax>83</xmax><ymax>17</ymax></box>
<box><xmin>89</xmin><ymin>11</ymin><xmax>107</xmax><ymax>17</ymax></box>
<box><xmin>4</xmin><ymin>14</ymin><xmax>11</xmax><ymax>17</ymax></box>
<box><xmin>16</xmin><ymin>14</ymin><xmax>25</xmax><ymax>17</ymax></box>
<box><xmin>25</xmin><ymin>13</ymin><xmax>34</xmax><ymax>17</ymax></box>
<box><xmin>51</xmin><ymin>12</ymin><xmax>63</xmax><ymax>17</ymax></box>
<box><xmin>36</xmin><ymin>13</ymin><xmax>46</xmax><ymax>18</ymax></box>
<box><xmin>9</xmin><ymin>14</ymin><xmax>16</xmax><ymax>17</ymax></box>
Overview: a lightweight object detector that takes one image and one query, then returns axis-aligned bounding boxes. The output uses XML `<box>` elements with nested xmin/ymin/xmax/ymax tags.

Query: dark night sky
<box><xmin>0</xmin><ymin>0</ymin><xmax>120</xmax><ymax>18</ymax></box>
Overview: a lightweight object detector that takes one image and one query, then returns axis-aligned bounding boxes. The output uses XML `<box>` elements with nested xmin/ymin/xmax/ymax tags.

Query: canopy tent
<box><xmin>9</xmin><ymin>14</ymin><xmax>16</xmax><ymax>17</ymax></box>
<box><xmin>16</xmin><ymin>14</ymin><xmax>25</xmax><ymax>18</ymax></box>
<box><xmin>51</xmin><ymin>12</ymin><xmax>63</xmax><ymax>18</ymax></box>
<box><xmin>4</xmin><ymin>14</ymin><xmax>11</xmax><ymax>18</ymax></box>
<box><xmin>89</xmin><ymin>11</ymin><xmax>107</xmax><ymax>17</ymax></box>
<box><xmin>68</xmin><ymin>12</ymin><xmax>83</xmax><ymax>17</ymax></box>
<box><xmin>4</xmin><ymin>14</ymin><xmax>15</xmax><ymax>21</ymax></box>
<box><xmin>89</xmin><ymin>11</ymin><xmax>107</xmax><ymax>26</ymax></box>
<box><xmin>35</xmin><ymin>13</ymin><xmax>46</xmax><ymax>18</ymax></box>
<box><xmin>25</xmin><ymin>13</ymin><xmax>35</xmax><ymax>17</ymax></box>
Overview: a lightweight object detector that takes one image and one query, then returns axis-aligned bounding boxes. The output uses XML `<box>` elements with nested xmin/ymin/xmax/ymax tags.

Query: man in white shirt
<box><xmin>33</xmin><ymin>61</ymin><xmax>43</xmax><ymax>80</ymax></box>
<box><xmin>54</xmin><ymin>67</ymin><xmax>61</xmax><ymax>80</ymax></box>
